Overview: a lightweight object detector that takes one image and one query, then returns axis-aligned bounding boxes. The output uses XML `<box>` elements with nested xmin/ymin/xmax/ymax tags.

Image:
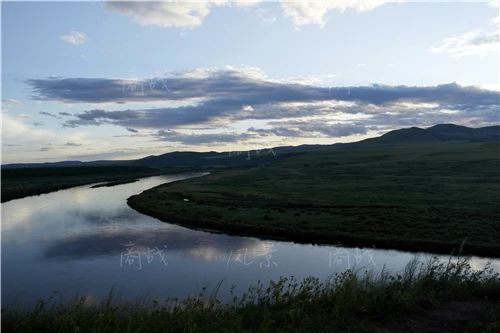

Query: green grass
<box><xmin>2</xmin><ymin>257</ymin><xmax>500</xmax><ymax>332</ymax></box>
<box><xmin>1</xmin><ymin>166</ymin><xmax>162</xmax><ymax>202</ymax></box>
<box><xmin>128</xmin><ymin>142</ymin><xmax>500</xmax><ymax>257</ymax></box>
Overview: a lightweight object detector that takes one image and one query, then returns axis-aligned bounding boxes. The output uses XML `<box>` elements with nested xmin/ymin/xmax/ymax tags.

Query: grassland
<box><xmin>1</xmin><ymin>166</ymin><xmax>162</xmax><ymax>202</ymax></box>
<box><xmin>128</xmin><ymin>142</ymin><xmax>500</xmax><ymax>257</ymax></box>
<box><xmin>2</xmin><ymin>258</ymin><xmax>499</xmax><ymax>332</ymax></box>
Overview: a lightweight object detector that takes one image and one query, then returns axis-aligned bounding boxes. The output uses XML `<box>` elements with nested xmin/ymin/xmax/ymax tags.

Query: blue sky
<box><xmin>2</xmin><ymin>1</ymin><xmax>499</xmax><ymax>163</ymax></box>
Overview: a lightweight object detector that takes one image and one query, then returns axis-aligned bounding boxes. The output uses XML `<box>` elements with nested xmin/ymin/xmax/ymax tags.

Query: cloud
<box><xmin>242</xmin><ymin>105</ymin><xmax>254</xmax><ymax>112</ymax></box>
<box><xmin>28</xmin><ymin>77</ymin><xmax>174</xmax><ymax>103</ymax></box>
<box><xmin>156</xmin><ymin>129</ymin><xmax>255</xmax><ymax>144</ymax></box>
<box><xmin>29</xmin><ymin>69</ymin><xmax>499</xmax><ymax>109</ymax></box>
<box><xmin>2</xmin><ymin>98</ymin><xmax>21</xmax><ymax>109</ymax></box>
<box><xmin>106</xmin><ymin>1</ymin><xmax>213</xmax><ymax>28</ymax></box>
<box><xmin>60</xmin><ymin>31</ymin><xmax>87</xmax><ymax>45</ymax></box>
<box><xmin>250</xmin><ymin>121</ymin><xmax>368</xmax><ymax>138</ymax></box>
<box><xmin>2</xmin><ymin>98</ymin><xmax>21</xmax><ymax>104</ymax></box>
<box><xmin>2</xmin><ymin>115</ymin><xmax>56</xmax><ymax>142</ymax></box>
<box><xmin>26</xmin><ymin>67</ymin><xmax>500</xmax><ymax>143</ymax></box>
<box><xmin>430</xmin><ymin>16</ymin><xmax>499</xmax><ymax>57</ymax></box>
<box><xmin>106</xmin><ymin>1</ymin><xmax>388</xmax><ymax>30</ymax></box>
<box><xmin>40</xmin><ymin>111</ymin><xmax>60</xmax><ymax>118</ymax></box>
<box><xmin>106</xmin><ymin>1</ymin><xmax>260</xmax><ymax>29</ymax></box>
<box><xmin>281</xmin><ymin>0</ymin><xmax>389</xmax><ymax>27</ymax></box>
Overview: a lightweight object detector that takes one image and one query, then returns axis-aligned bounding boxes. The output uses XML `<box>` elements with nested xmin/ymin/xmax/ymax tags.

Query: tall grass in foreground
<box><xmin>3</xmin><ymin>257</ymin><xmax>500</xmax><ymax>333</ymax></box>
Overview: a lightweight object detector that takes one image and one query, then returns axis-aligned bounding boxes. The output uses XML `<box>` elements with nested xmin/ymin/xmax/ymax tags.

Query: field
<box><xmin>128</xmin><ymin>142</ymin><xmax>500</xmax><ymax>257</ymax></box>
<box><xmin>1</xmin><ymin>166</ymin><xmax>162</xmax><ymax>202</ymax></box>
<box><xmin>2</xmin><ymin>258</ymin><xmax>499</xmax><ymax>332</ymax></box>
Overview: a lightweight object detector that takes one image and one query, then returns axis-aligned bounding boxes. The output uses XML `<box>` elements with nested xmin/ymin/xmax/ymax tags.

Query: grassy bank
<box><xmin>1</xmin><ymin>166</ymin><xmax>162</xmax><ymax>202</ymax></box>
<box><xmin>2</xmin><ymin>258</ymin><xmax>500</xmax><ymax>332</ymax></box>
<box><xmin>128</xmin><ymin>142</ymin><xmax>500</xmax><ymax>257</ymax></box>
<box><xmin>90</xmin><ymin>178</ymin><xmax>139</xmax><ymax>188</ymax></box>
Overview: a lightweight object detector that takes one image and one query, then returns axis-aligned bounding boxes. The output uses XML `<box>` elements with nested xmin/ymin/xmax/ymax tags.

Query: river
<box><xmin>2</xmin><ymin>174</ymin><xmax>499</xmax><ymax>307</ymax></box>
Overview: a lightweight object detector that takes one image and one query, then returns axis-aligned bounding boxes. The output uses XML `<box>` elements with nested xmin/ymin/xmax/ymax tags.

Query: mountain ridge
<box><xmin>3</xmin><ymin>124</ymin><xmax>499</xmax><ymax>169</ymax></box>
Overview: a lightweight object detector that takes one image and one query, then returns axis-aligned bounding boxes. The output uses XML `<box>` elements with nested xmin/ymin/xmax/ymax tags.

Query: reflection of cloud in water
<box><xmin>1</xmin><ymin>204</ymin><xmax>37</xmax><ymax>231</ymax></box>
<box><xmin>44</xmin><ymin>227</ymin><xmax>263</xmax><ymax>262</ymax></box>
<box><xmin>2</xmin><ymin>185</ymin><xmax>106</xmax><ymax>233</ymax></box>
<box><xmin>69</xmin><ymin>208</ymin><xmax>144</xmax><ymax>226</ymax></box>
<box><xmin>187</xmin><ymin>242</ymin><xmax>276</xmax><ymax>262</ymax></box>
<box><xmin>1</xmin><ymin>175</ymin><xmax>190</xmax><ymax>232</ymax></box>
<box><xmin>71</xmin><ymin>186</ymin><xmax>94</xmax><ymax>206</ymax></box>
<box><xmin>468</xmin><ymin>256</ymin><xmax>500</xmax><ymax>272</ymax></box>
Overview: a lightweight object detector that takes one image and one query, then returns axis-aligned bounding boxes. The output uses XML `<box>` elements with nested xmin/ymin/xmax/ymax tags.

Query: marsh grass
<box><xmin>3</xmin><ymin>257</ymin><xmax>500</xmax><ymax>332</ymax></box>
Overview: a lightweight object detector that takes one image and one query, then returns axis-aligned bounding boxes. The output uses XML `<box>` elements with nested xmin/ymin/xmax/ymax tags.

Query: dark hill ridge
<box><xmin>368</xmin><ymin>124</ymin><xmax>500</xmax><ymax>144</ymax></box>
<box><xmin>374</xmin><ymin>127</ymin><xmax>437</xmax><ymax>143</ymax></box>
<box><xmin>3</xmin><ymin>124</ymin><xmax>499</xmax><ymax>169</ymax></box>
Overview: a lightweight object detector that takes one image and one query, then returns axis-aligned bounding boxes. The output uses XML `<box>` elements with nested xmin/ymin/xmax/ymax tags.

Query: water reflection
<box><xmin>68</xmin><ymin>208</ymin><xmax>144</xmax><ymax>225</ymax></box>
<box><xmin>44</xmin><ymin>227</ymin><xmax>263</xmax><ymax>261</ymax></box>
<box><xmin>2</xmin><ymin>174</ymin><xmax>499</xmax><ymax>307</ymax></box>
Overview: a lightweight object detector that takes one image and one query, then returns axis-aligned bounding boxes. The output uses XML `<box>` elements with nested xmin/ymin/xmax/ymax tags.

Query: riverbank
<box><xmin>0</xmin><ymin>166</ymin><xmax>200</xmax><ymax>202</ymax></box>
<box><xmin>90</xmin><ymin>178</ymin><xmax>139</xmax><ymax>188</ymax></box>
<box><xmin>3</xmin><ymin>258</ymin><xmax>499</xmax><ymax>332</ymax></box>
<box><xmin>128</xmin><ymin>142</ymin><xmax>500</xmax><ymax>257</ymax></box>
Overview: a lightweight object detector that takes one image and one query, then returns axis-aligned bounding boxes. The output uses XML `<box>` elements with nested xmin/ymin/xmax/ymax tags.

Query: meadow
<box><xmin>128</xmin><ymin>141</ymin><xmax>500</xmax><ymax>257</ymax></box>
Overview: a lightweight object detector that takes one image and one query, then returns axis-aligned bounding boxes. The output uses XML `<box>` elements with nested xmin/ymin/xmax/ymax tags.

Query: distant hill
<box><xmin>3</xmin><ymin>124</ymin><xmax>499</xmax><ymax>169</ymax></box>
<box><xmin>128</xmin><ymin>144</ymin><xmax>330</xmax><ymax>169</ymax></box>
<box><xmin>129</xmin><ymin>150</ymin><xmax>276</xmax><ymax>168</ymax></box>
<box><xmin>364</xmin><ymin>124</ymin><xmax>500</xmax><ymax>145</ymax></box>
<box><xmin>2</xmin><ymin>160</ymin><xmax>125</xmax><ymax>169</ymax></box>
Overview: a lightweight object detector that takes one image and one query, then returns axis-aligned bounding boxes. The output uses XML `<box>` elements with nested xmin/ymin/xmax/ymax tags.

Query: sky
<box><xmin>1</xmin><ymin>0</ymin><xmax>499</xmax><ymax>163</ymax></box>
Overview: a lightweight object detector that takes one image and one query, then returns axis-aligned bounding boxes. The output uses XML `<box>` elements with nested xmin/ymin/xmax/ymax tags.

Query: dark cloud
<box><xmin>28</xmin><ymin>70</ymin><xmax>498</xmax><ymax>108</ymax></box>
<box><xmin>249</xmin><ymin>122</ymin><xmax>367</xmax><ymax>138</ymax></box>
<box><xmin>27</xmin><ymin>69</ymin><xmax>500</xmax><ymax>140</ymax></box>
<box><xmin>59</xmin><ymin>112</ymin><xmax>72</xmax><ymax>116</ymax></box>
<box><xmin>156</xmin><ymin>129</ymin><xmax>255</xmax><ymax>144</ymax></box>
<box><xmin>248</xmin><ymin>127</ymin><xmax>303</xmax><ymax>137</ymax></box>
<box><xmin>39</xmin><ymin>111</ymin><xmax>59</xmax><ymax>118</ymax></box>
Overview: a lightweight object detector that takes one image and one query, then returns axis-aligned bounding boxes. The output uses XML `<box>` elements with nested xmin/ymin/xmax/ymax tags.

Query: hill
<box><xmin>128</xmin><ymin>140</ymin><xmax>500</xmax><ymax>257</ymax></box>
<box><xmin>361</xmin><ymin>124</ymin><xmax>500</xmax><ymax>145</ymax></box>
<box><xmin>3</xmin><ymin>124</ymin><xmax>499</xmax><ymax>170</ymax></box>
